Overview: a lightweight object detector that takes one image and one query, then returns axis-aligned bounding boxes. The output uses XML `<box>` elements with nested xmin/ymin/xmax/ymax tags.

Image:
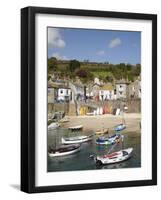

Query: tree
<box><xmin>76</xmin><ymin>68</ymin><xmax>88</xmax><ymax>78</ymax></box>
<box><xmin>105</xmin><ymin>72</ymin><xmax>114</xmax><ymax>82</ymax></box>
<box><xmin>131</xmin><ymin>64</ymin><xmax>141</xmax><ymax>76</ymax></box>
<box><xmin>75</xmin><ymin>68</ymin><xmax>94</xmax><ymax>83</ymax></box>
<box><xmin>48</xmin><ymin>75</ymin><xmax>51</xmax><ymax>81</ymax></box>
<box><xmin>126</xmin><ymin>63</ymin><xmax>132</xmax><ymax>71</ymax></box>
<box><xmin>69</xmin><ymin>60</ymin><xmax>80</xmax><ymax>72</ymax></box>
<box><xmin>48</xmin><ymin>57</ymin><xmax>57</xmax><ymax>71</ymax></box>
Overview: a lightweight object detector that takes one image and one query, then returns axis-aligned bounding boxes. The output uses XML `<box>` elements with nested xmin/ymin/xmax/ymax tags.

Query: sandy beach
<box><xmin>61</xmin><ymin>113</ymin><xmax>141</xmax><ymax>135</ymax></box>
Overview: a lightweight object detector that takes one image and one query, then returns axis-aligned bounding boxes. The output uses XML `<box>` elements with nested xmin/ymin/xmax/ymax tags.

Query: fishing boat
<box><xmin>95</xmin><ymin>128</ymin><xmax>109</xmax><ymax>135</ymax></box>
<box><xmin>61</xmin><ymin>135</ymin><xmax>92</xmax><ymax>145</ymax></box>
<box><xmin>59</xmin><ymin>117</ymin><xmax>70</xmax><ymax>123</ymax></box>
<box><xmin>94</xmin><ymin>148</ymin><xmax>133</xmax><ymax>165</ymax></box>
<box><xmin>114</xmin><ymin>123</ymin><xmax>126</xmax><ymax>132</ymax></box>
<box><xmin>48</xmin><ymin>144</ymin><xmax>81</xmax><ymax>157</ymax></box>
<box><xmin>68</xmin><ymin>125</ymin><xmax>83</xmax><ymax>131</ymax></box>
<box><xmin>48</xmin><ymin>122</ymin><xmax>60</xmax><ymax>130</ymax></box>
<box><xmin>96</xmin><ymin>133</ymin><xmax>122</xmax><ymax>145</ymax></box>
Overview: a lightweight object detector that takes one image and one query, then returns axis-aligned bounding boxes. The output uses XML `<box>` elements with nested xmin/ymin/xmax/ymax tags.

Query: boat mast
<box><xmin>121</xmin><ymin>135</ymin><xmax>124</xmax><ymax>150</ymax></box>
<box><xmin>122</xmin><ymin>110</ymin><xmax>126</xmax><ymax>125</ymax></box>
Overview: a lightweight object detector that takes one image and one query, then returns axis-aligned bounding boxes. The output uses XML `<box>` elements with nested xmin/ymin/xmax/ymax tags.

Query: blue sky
<box><xmin>48</xmin><ymin>27</ymin><xmax>141</xmax><ymax>64</ymax></box>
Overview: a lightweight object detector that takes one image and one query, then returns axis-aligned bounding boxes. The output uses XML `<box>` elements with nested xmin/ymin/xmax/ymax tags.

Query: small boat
<box><xmin>86</xmin><ymin>112</ymin><xmax>94</xmax><ymax>116</ymax></box>
<box><xmin>51</xmin><ymin>111</ymin><xmax>65</xmax><ymax>120</ymax></box>
<box><xmin>95</xmin><ymin>128</ymin><xmax>109</xmax><ymax>135</ymax></box>
<box><xmin>68</xmin><ymin>125</ymin><xmax>83</xmax><ymax>131</ymax></box>
<box><xmin>48</xmin><ymin>144</ymin><xmax>81</xmax><ymax>157</ymax></box>
<box><xmin>59</xmin><ymin>117</ymin><xmax>70</xmax><ymax>123</ymax></box>
<box><xmin>61</xmin><ymin>135</ymin><xmax>92</xmax><ymax>145</ymax></box>
<box><xmin>114</xmin><ymin>123</ymin><xmax>126</xmax><ymax>132</ymax></box>
<box><xmin>48</xmin><ymin>122</ymin><xmax>60</xmax><ymax>130</ymax></box>
<box><xmin>96</xmin><ymin>134</ymin><xmax>122</xmax><ymax>145</ymax></box>
<box><xmin>95</xmin><ymin>148</ymin><xmax>133</xmax><ymax>165</ymax></box>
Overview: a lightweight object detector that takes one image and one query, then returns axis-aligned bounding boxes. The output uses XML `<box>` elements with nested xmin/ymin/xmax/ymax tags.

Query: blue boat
<box><xmin>114</xmin><ymin>124</ymin><xmax>126</xmax><ymax>132</ymax></box>
<box><xmin>96</xmin><ymin>133</ymin><xmax>122</xmax><ymax>145</ymax></box>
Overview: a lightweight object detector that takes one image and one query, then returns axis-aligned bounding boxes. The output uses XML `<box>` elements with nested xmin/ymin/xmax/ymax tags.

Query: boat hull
<box><xmin>96</xmin><ymin>134</ymin><xmax>121</xmax><ymax>145</ymax></box>
<box><xmin>114</xmin><ymin>124</ymin><xmax>126</xmax><ymax>132</ymax></box>
<box><xmin>68</xmin><ymin>125</ymin><xmax>83</xmax><ymax>131</ymax></box>
<box><xmin>96</xmin><ymin>140</ymin><xmax>112</xmax><ymax>145</ymax></box>
<box><xmin>61</xmin><ymin>136</ymin><xmax>92</xmax><ymax>144</ymax></box>
<box><xmin>48</xmin><ymin>145</ymin><xmax>80</xmax><ymax>157</ymax></box>
<box><xmin>96</xmin><ymin>148</ymin><xmax>133</xmax><ymax>165</ymax></box>
<box><xmin>48</xmin><ymin>122</ymin><xmax>60</xmax><ymax>130</ymax></box>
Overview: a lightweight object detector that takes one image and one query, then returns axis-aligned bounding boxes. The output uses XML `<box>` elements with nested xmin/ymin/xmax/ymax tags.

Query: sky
<box><xmin>48</xmin><ymin>27</ymin><xmax>141</xmax><ymax>65</ymax></box>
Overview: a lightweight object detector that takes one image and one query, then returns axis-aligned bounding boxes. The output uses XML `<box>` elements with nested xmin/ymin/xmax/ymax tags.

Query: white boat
<box><xmin>68</xmin><ymin>125</ymin><xmax>83</xmax><ymax>131</ymax></box>
<box><xmin>61</xmin><ymin>135</ymin><xmax>92</xmax><ymax>144</ymax></box>
<box><xmin>86</xmin><ymin>112</ymin><xmax>94</xmax><ymax>116</ymax></box>
<box><xmin>48</xmin><ymin>144</ymin><xmax>81</xmax><ymax>157</ymax></box>
<box><xmin>95</xmin><ymin>148</ymin><xmax>133</xmax><ymax>165</ymax></box>
<box><xmin>48</xmin><ymin>122</ymin><xmax>60</xmax><ymax>130</ymax></box>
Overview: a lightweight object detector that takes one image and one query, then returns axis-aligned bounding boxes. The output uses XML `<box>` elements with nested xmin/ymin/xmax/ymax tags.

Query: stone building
<box><xmin>48</xmin><ymin>82</ymin><xmax>58</xmax><ymax>103</ymax></box>
<box><xmin>128</xmin><ymin>80</ymin><xmax>141</xmax><ymax>99</ymax></box>
<box><xmin>115</xmin><ymin>80</ymin><xmax>130</xmax><ymax>99</ymax></box>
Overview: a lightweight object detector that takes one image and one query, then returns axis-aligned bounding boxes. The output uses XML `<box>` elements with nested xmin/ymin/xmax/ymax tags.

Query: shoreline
<box><xmin>61</xmin><ymin>113</ymin><xmax>141</xmax><ymax>135</ymax></box>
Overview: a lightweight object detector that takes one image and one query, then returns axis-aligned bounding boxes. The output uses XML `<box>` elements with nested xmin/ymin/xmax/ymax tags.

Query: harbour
<box><xmin>47</xmin><ymin>113</ymin><xmax>141</xmax><ymax>172</ymax></box>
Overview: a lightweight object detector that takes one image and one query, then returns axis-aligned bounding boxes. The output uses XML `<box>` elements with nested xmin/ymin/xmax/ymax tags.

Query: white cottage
<box><xmin>57</xmin><ymin>86</ymin><xmax>71</xmax><ymax>102</ymax></box>
<box><xmin>99</xmin><ymin>83</ymin><xmax>115</xmax><ymax>100</ymax></box>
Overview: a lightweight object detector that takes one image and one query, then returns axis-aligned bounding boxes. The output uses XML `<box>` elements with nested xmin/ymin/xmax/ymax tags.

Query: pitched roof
<box><xmin>115</xmin><ymin>79</ymin><xmax>130</xmax><ymax>84</ymax></box>
<box><xmin>48</xmin><ymin>82</ymin><xmax>59</xmax><ymax>88</ymax></box>
<box><xmin>100</xmin><ymin>83</ymin><xmax>113</xmax><ymax>91</ymax></box>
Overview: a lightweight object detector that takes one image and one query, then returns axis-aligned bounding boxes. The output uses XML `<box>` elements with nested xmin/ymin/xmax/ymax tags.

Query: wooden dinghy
<box><xmin>95</xmin><ymin>128</ymin><xmax>109</xmax><ymax>135</ymax></box>
<box><xmin>59</xmin><ymin>117</ymin><xmax>70</xmax><ymax>123</ymax></box>
<box><xmin>48</xmin><ymin>144</ymin><xmax>81</xmax><ymax>157</ymax></box>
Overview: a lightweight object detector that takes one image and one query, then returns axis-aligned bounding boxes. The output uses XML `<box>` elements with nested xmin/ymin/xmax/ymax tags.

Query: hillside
<box><xmin>48</xmin><ymin>57</ymin><xmax>141</xmax><ymax>83</ymax></box>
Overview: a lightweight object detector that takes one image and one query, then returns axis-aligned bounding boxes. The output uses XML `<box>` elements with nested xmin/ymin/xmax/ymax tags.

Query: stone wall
<box><xmin>48</xmin><ymin>102</ymin><xmax>69</xmax><ymax>115</ymax></box>
<box><xmin>48</xmin><ymin>99</ymin><xmax>141</xmax><ymax>117</ymax></box>
<box><xmin>79</xmin><ymin>99</ymin><xmax>141</xmax><ymax>113</ymax></box>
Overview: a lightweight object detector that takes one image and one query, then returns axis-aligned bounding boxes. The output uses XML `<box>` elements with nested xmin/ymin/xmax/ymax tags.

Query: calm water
<box><xmin>47</xmin><ymin>128</ymin><xmax>141</xmax><ymax>172</ymax></box>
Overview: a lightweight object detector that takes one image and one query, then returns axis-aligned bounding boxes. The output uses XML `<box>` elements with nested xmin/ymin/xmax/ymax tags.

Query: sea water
<box><xmin>47</xmin><ymin>128</ymin><xmax>141</xmax><ymax>172</ymax></box>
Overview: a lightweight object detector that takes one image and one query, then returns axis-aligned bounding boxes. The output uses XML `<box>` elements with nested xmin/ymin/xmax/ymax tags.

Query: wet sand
<box><xmin>61</xmin><ymin>113</ymin><xmax>141</xmax><ymax>135</ymax></box>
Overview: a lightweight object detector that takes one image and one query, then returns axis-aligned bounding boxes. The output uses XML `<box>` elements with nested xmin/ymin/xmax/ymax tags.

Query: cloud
<box><xmin>52</xmin><ymin>52</ymin><xmax>68</xmax><ymax>60</ymax></box>
<box><xmin>48</xmin><ymin>28</ymin><xmax>66</xmax><ymax>48</ymax></box>
<box><xmin>97</xmin><ymin>50</ymin><xmax>105</xmax><ymax>56</ymax></box>
<box><xmin>108</xmin><ymin>38</ymin><xmax>122</xmax><ymax>48</ymax></box>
